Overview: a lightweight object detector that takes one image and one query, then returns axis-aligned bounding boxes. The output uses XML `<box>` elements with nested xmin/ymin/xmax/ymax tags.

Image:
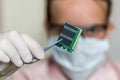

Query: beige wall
<box><xmin>1</xmin><ymin>0</ymin><xmax>47</xmax><ymax>47</ymax></box>
<box><xmin>109</xmin><ymin>0</ymin><xmax>120</xmax><ymax>61</ymax></box>
<box><xmin>0</xmin><ymin>0</ymin><xmax>120</xmax><ymax>60</ymax></box>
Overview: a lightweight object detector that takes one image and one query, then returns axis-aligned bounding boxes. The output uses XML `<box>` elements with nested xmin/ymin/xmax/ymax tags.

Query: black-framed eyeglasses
<box><xmin>49</xmin><ymin>23</ymin><xmax>108</xmax><ymax>38</ymax></box>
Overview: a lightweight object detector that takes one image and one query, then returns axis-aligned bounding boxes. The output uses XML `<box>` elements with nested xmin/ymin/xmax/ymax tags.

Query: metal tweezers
<box><xmin>43</xmin><ymin>39</ymin><xmax>62</xmax><ymax>52</ymax></box>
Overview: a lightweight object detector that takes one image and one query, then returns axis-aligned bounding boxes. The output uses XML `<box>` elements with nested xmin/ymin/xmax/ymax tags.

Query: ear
<box><xmin>106</xmin><ymin>23</ymin><xmax>114</xmax><ymax>38</ymax></box>
<box><xmin>45</xmin><ymin>21</ymin><xmax>50</xmax><ymax>30</ymax></box>
<box><xmin>44</xmin><ymin>21</ymin><xmax>50</xmax><ymax>37</ymax></box>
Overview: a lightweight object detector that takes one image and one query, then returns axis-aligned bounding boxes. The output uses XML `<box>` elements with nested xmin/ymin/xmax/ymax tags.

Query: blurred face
<box><xmin>48</xmin><ymin>0</ymin><xmax>113</xmax><ymax>39</ymax></box>
<box><xmin>48</xmin><ymin>1</ymin><xmax>112</xmax><ymax>78</ymax></box>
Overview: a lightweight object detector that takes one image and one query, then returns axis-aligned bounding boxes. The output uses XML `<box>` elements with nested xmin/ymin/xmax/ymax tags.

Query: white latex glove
<box><xmin>0</xmin><ymin>31</ymin><xmax>45</xmax><ymax>67</ymax></box>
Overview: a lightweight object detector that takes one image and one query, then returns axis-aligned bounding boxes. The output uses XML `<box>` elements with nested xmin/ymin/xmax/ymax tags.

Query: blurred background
<box><xmin>0</xmin><ymin>0</ymin><xmax>120</xmax><ymax>61</ymax></box>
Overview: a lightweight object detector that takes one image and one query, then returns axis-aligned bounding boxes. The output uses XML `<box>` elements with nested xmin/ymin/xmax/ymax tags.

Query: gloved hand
<box><xmin>0</xmin><ymin>31</ymin><xmax>45</xmax><ymax>67</ymax></box>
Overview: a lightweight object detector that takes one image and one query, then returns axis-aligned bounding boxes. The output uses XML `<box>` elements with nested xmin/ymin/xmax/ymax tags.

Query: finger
<box><xmin>3</xmin><ymin>31</ymin><xmax>32</xmax><ymax>63</ymax></box>
<box><xmin>0</xmin><ymin>38</ymin><xmax>23</xmax><ymax>67</ymax></box>
<box><xmin>21</xmin><ymin>34</ymin><xmax>45</xmax><ymax>59</ymax></box>
<box><xmin>0</xmin><ymin>49</ymin><xmax>10</xmax><ymax>63</ymax></box>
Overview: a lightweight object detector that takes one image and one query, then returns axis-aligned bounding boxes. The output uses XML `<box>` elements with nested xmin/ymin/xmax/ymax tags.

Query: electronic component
<box><xmin>0</xmin><ymin>24</ymin><xmax>82</xmax><ymax>77</ymax></box>
<box><xmin>56</xmin><ymin>23</ymin><xmax>82</xmax><ymax>53</ymax></box>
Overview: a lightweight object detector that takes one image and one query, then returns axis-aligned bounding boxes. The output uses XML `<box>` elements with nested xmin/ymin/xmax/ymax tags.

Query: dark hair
<box><xmin>47</xmin><ymin>0</ymin><xmax>112</xmax><ymax>22</ymax></box>
<box><xmin>104</xmin><ymin>0</ymin><xmax>112</xmax><ymax>21</ymax></box>
<box><xmin>47</xmin><ymin>0</ymin><xmax>52</xmax><ymax>22</ymax></box>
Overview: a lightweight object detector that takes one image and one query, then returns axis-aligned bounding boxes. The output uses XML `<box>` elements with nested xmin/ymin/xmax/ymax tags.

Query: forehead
<box><xmin>51</xmin><ymin>0</ymin><xmax>107</xmax><ymax>26</ymax></box>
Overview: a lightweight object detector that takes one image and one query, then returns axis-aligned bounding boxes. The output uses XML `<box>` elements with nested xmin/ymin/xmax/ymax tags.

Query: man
<box><xmin>0</xmin><ymin>0</ymin><xmax>120</xmax><ymax>80</ymax></box>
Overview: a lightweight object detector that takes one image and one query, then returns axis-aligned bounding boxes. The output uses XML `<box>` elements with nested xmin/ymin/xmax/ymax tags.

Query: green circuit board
<box><xmin>56</xmin><ymin>23</ymin><xmax>82</xmax><ymax>53</ymax></box>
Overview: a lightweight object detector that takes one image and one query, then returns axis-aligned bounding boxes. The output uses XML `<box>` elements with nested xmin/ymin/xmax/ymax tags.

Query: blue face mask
<box><xmin>49</xmin><ymin>36</ymin><xmax>110</xmax><ymax>80</ymax></box>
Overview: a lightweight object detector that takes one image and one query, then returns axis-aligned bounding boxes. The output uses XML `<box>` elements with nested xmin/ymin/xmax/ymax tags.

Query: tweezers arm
<box><xmin>0</xmin><ymin>39</ymin><xmax>62</xmax><ymax>79</ymax></box>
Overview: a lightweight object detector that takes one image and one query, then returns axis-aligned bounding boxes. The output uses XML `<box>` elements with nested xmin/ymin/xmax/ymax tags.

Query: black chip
<box><xmin>65</xmin><ymin>23</ymin><xmax>78</xmax><ymax>30</ymax></box>
<box><xmin>58</xmin><ymin>36</ymin><xmax>72</xmax><ymax>46</ymax></box>
<box><xmin>61</xmin><ymin>28</ymin><xmax>76</xmax><ymax>38</ymax></box>
<box><xmin>56</xmin><ymin>23</ymin><xmax>82</xmax><ymax>52</ymax></box>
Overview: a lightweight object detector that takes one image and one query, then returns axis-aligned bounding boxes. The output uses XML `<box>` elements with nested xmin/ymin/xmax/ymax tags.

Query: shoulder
<box><xmin>90</xmin><ymin>57</ymin><xmax>120</xmax><ymax>80</ymax></box>
<box><xmin>107</xmin><ymin>58</ymin><xmax>120</xmax><ymax>73</ymax></box>
<box><xmin>98</xmin><ymin>57</ymin><xmax>120</xmax><ymax>74</ymax></box>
